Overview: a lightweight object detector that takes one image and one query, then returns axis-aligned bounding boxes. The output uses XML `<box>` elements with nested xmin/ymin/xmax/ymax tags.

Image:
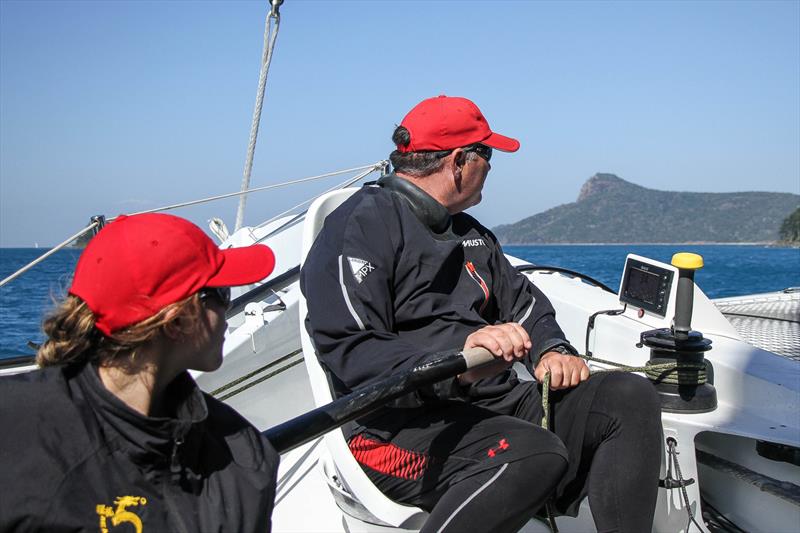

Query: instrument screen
<box><xmin>619</xmin><ymin>257</ymin><xmax>674</xmax><ymax>316</ymax></box>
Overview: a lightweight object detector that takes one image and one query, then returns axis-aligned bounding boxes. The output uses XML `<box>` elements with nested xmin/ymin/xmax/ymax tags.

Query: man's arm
<box><xmin>489</xmin><ymin>242</ymin><xmax>589</xmax><ymax>389</ymax></box>
<box><xmin>300</xmin><ymin>198</ymin><xmax>442</xmax><ymax>396</ymax></box>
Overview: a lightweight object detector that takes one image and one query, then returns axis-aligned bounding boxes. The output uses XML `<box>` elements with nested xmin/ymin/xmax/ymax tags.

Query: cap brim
<box><xmin>482</xmin><ymin>131</ymin><xmax>520</xmax><ymax>152</ymax></box>
<box><xmin>207</xmin><ymin>244</ymin><xmax>276</xmax><ymax>287</ymax></box>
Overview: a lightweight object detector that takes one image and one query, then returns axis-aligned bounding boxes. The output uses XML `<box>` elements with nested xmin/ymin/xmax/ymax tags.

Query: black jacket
<box><xmin>300</xmin><ymin>175</ymin><xmax>574</xmax><ymax>432</ymax></box>
<box><xmin>0</xmin><ymin>362</ymin><xmax>278</xmax><ymax>532</ymax></box>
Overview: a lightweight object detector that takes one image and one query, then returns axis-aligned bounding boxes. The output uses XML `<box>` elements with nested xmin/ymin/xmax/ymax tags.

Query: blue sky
<box><xmin>1</xmin><ymin>0</ymin><xmax>798</xmax><ymax>247</ymax></box>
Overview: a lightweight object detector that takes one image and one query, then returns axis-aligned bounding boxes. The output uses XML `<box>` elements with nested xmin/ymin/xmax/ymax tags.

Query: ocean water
<box><xmin>1</xmin><ymin>245</ymin><xmax>798</xmax><ymax>359</ymax></box>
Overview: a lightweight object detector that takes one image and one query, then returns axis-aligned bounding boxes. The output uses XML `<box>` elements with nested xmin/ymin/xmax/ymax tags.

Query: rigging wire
<box><xmin>0</xmin><ymin>222</ymin><xmax>99</xmax><ymax>287</ymax></box>
<box><xmin>235</xmin><ymin>0</ymin><xmax>283</xmax><ymax>232</ymax></box>
<box><xmin>125</xmin><ymin>163</ymin><xmax>383</xmax><ymax>218</ymax></box>
<box><xmin>252</xmin><ymin>162</ymin><xmax>387</xmax><ymax>236</ymax></box>
<box><xmin>0</xmin><ymin>162</ymin><xmax>384</xmax><ymax>289</ymax></box>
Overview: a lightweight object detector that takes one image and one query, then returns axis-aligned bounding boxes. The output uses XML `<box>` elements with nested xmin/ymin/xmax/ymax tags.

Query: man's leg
<box><xmin>582</xmin><ymin>372</ymin><xmax>661</xmax><ymax>533</ymax></box>
<box><xmin>422</xmin><ymin>450</ymin><xmax>567</xmax><ymax>533</ymax></box>
<box><xmin>350</xmin><ymin>403</ymin><xmax>570</xmax><ymax>533</ymax></box>
<box><xmin>507</xmin><ymin>373</ymin><xmax>662</xmax><ymax>531</ymax></box>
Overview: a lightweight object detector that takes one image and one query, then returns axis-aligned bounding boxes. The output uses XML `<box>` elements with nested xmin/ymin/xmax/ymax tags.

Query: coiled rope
<box><xmin>540</xmin><ymin>354</ymin><xmax>681</xmax><ymax>429</ymax></box>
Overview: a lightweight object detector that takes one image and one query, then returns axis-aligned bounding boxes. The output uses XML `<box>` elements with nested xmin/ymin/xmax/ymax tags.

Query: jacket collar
<box><xmin>377</xmin><ymin>174</ymin><xmax>452</xmax><ymax>234</ymax></box>
<box><xmin>75</xmin><ymin>362</ymin><xmax>208</xmax><ymax>463</ymax></box>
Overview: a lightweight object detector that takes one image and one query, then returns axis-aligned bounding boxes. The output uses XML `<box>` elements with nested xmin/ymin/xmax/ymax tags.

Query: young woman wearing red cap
<box><xmin>0</xmin><ymin>213</ymin><xmax>279</xmax><ymax>532</ymax></box>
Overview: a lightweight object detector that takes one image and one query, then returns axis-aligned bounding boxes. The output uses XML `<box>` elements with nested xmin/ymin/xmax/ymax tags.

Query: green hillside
<box><xmin>493</xmin><ymin>173</ymin><xmax>800</xmax><ymax>244</ymax></box>
<box><xmin>779</xmin><ymin>207</ymin><xmax>800</xmax><ymax>244</ymax></box>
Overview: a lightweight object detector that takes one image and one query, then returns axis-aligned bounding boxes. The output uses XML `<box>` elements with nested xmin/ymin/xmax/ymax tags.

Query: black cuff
<box><xmin>537</xmin><ymin>339</ymin><xmax>578</xmax><ymax>359</ymax></box>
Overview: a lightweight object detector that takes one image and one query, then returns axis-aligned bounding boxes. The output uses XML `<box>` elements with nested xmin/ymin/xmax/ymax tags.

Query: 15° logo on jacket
<box><xmin>96</xmin><ymin>495</ymin><xmax>147</xmax><ymax>533</ymax></box>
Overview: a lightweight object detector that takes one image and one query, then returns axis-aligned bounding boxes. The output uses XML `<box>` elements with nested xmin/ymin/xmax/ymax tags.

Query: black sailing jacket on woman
<box><xmin>0</xmin><ymin>362</ymin><xmax>278</xmax><ymax>532</ymax></box>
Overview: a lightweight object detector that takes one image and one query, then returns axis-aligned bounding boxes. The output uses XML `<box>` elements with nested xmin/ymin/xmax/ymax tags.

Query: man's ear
<box><xmin>453</xmin><ymin>148</ymin><xmax>466</xmax><ymax>167</ymax></box>
<box><xmin>450</xmin><ymin>148</ymin><xmax>465</xmax><ymax>180</ymax></box>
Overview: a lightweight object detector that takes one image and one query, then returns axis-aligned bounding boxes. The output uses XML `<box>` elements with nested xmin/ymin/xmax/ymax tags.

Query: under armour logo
<box><xmin>348</xmin><ymin>257</ymin><xmax>375</xmax><ymax>284</ymax></box>
<box><xmin>487</xmin><ymin>438</ymin><xmax>510</xmax><ymax>458</ymax></box>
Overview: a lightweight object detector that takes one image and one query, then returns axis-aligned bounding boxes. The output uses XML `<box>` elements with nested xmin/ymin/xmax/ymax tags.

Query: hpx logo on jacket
<box><xmin>348</xmin><ymin>257</ymin><xmax>375</xmax><ymax>283</ymax></box>
<box><xmin>462</xmin><ymin>238</ymin><xmax>486</xmax><ymax>248</ymax></box>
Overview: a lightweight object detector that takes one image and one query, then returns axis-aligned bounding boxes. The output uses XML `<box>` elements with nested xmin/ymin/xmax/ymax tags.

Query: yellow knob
<box><xmin>672</xmin><ymin>252</ymin><xmax>704</xmax><ymax>270</ymax></box>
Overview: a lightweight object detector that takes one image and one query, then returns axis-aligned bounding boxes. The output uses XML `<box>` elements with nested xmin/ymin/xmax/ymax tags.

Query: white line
<box><xmin>517</xmin><ymin>298</ymin><xmax>536</xmax><ymax>325</ymax></box>
<box><xmin>436</xmin><ymin>463</ymin><xmax>509</xmax><ymax>533</ymax></box>
<box><xmin>339</xmin><ymin>255</ymin><xmax>366</xmax><ymax>331</ymax></box>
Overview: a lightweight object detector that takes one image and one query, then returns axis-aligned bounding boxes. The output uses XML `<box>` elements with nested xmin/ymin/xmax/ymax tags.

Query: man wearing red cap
<box><xmin>302</xmin><ymin>96</ymin><xmax>661</xmax><ymax>532</ymax></box>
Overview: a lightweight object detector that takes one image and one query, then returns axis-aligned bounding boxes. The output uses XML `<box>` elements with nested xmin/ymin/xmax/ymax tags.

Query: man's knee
<box><xmin>527</xmin><ymin>425</ymin><xmax>570</xmax><ymax>460</ymax></box>
<box><xmin>595</xmin><ymin>372</ymin><xmax>661</xmax><ymax>419</ymax></box>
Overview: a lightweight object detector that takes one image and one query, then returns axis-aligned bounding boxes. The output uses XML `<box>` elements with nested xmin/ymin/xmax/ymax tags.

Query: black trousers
<box><xmin>348</xmin><ymin>372</ymin><xmax>662</xmax><ymax>533</ymax></box>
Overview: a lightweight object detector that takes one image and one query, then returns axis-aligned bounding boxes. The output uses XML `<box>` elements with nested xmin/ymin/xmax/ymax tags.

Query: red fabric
<box><xmin>398</xmin><ymin>95</ymin><xmax>520</xmax><ymax>153</ymax></box>
<box><xmin>69</xmin><ymin>213</ymin><xmax>275</xmax><ymax>335</ymax></box>
<box><xmin>348</xmin><ymin>434</ymin><xmax>429</xmax><ymax>480</ymax></box>
<box><xmin>466</xmin><ymin>261</ymin><xmax>490</xmax><ymax>314</ymax></box>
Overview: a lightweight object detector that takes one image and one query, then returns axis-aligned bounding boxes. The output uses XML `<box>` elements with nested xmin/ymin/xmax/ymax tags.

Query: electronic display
<box><xmin>619</xmin><ymin>257</ymin><xmax>674</xmax><ymax>316</ymax></box>
<box><xmin>627</xmin><ymin>267</ymin><xmax>660</xmax><ymax>304</ymax></box>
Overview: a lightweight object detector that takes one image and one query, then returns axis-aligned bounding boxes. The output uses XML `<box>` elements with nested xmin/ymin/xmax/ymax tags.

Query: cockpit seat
<box><xmin>299</xmin><ymin>187</ymin><xmax>429</xmax><ymax>530</ymax></box>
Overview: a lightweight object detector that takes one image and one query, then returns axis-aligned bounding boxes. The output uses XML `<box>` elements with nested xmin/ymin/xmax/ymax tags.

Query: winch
<box><xmin>639</xmin><ymin>253</ymin><xmax>717</xmax><ymax>412</ymax></box>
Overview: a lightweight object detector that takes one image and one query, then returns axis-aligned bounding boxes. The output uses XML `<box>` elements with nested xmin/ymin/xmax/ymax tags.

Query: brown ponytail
<box><xmin>37</xmin><ymin>294</ymin><xmax>204</xmax><ymax>368</ymax></box>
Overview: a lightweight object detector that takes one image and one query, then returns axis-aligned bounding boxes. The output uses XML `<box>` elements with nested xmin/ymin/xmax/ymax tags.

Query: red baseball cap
<box><xmin>397</xmin><ymin>95</ymin><xmax>520</xmax><ymax>153</ymax></box>
<box><xmin>69</xmin><ymin>213</ymin><xmax>275</xmax><ymax>335</ymax></box>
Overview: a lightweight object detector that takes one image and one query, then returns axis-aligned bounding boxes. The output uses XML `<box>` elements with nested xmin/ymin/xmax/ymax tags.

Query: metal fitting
<box><xmin>269</xmin><ymin>0</ymin><xmax>284</xmax><ymax>18</ymax></box>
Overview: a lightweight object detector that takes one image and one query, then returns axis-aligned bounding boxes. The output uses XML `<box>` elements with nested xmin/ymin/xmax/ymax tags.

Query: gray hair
<box><xmin>389</xmin><ymin>126</ymin><xmax>478</xmax><ymax>177</ymax></box>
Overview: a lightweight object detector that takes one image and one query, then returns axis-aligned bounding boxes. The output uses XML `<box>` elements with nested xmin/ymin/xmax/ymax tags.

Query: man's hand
<box><xmin>534</xmin><ymin>351</ymin><xmax>590</xmax><ymax>390</ymax></box>
<box><xmin>464</xmin><ymin>323</ymin><xmax>532</xmax><ymax>361</ymax></box>
<box><xmin>459</xmin><ymin>323</ymin><xmax>531</xmax><ymax>384</ymax></box>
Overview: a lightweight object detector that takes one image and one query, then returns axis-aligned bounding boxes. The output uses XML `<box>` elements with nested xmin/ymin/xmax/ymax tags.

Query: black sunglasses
<box><xmin>432</xmin><ymin>144</ymin><xmax>493</xmax><ymax>162</ymax></box>
<box><xmin>463</xmin><ymin>144</ymin><xmax>492</xmax><ymax>163</ymax></box>
<box><xmin>199</xmin><ymin>287</ymin><xmax>232</xmax><ymax>309</ymax></box>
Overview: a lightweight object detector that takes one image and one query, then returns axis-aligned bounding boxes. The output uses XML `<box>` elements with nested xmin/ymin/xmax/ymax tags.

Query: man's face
<box><xmin>454</xmin><ymin>149</ymin><xmax>492</xmax><ymax>213</ymax></box>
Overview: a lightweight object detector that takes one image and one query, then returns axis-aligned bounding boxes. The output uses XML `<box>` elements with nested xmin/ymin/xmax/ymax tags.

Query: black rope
<box><xmin>210</xmin><ymin>349</ymin><xmax>302</xmax><ymax>397</ymax></box>
<box><xmin>667</xmin><ymin>438</ymin><xmax>705</xmax><ymax>532</ymax></box>
<box><xmin>584</xmin><ymin>305</ymin><xmax>627</xmax><ymax>357</ymax></box>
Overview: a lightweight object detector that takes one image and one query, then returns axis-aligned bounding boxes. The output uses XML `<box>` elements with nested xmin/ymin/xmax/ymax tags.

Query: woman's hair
<box><xmin>36</xmin><ymin>293</ymin><xmax>204</xmax><ymax>368</ymax></box>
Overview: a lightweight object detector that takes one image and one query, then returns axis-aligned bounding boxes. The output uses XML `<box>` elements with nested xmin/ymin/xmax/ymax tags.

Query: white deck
<box><xmin>713</xmin><ymin>289</ymin><xmax>800</xmax><ymax>361</ymax></box>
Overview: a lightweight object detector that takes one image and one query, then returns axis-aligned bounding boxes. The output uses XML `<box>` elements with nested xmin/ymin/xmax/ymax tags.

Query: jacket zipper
<box><xmin>164</xmin><ymin>435</ymin><xmax>190</xmax><ymax>533</ymax></box>
<box><xmin>465</xmin><ymin>261</ymin><xmax>490</xmax><ymax>314</ymax></box>
<box><xmin>170</xmin><ymin>435</ymin><xmax>184</xmax><ymax>478</ymax></box>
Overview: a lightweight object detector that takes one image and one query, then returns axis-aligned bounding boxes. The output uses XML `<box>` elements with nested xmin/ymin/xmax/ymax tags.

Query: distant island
<box><xmin>492</xmin><ymin>173</ymin><xmax>800</xmax><ymax>244</ymax></box>
<box><xmin>779</xmin><ymin>207</ymin><xmax>800</xmax><ymax>245</ymax></box>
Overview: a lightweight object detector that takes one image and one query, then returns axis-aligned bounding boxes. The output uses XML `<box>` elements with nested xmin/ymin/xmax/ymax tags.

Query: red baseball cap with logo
<box><xmin>397</xmin><ymin>95</ymin><xmax>520</xmax><ymax>153</ymax></box>
<box><xmin>69</xmin><ymin>213</ymin><xmax>275</xmax><ymax>335</ymax></box>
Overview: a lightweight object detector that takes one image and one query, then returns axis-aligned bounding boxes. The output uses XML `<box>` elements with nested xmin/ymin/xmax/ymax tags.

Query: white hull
<box><xmin>3</xmin><ymin>211</ymin><xmax>797</xmax><ymax>532</ymax></box>
<box><xmin>186</xmin><ymin>217</ymin><xmax>799</xmax><ymax>533</ymax></box>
